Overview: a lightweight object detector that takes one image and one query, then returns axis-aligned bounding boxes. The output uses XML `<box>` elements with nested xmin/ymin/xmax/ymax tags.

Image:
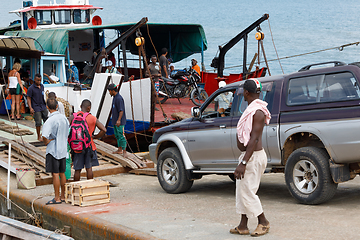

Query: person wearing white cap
<box><xmin>214</xmin><ymin>81</ymin><xmax>233</xmax><ymax>117</ymax></box>
<box><xmin>66</xmin><ymin>60</ymin><xmax>79</xmax><ymax>84</ymax></box>
<box><xmin>105</xmin><ymin>60</ymin><xmax>119</xmax><ymax>74</ymax></box>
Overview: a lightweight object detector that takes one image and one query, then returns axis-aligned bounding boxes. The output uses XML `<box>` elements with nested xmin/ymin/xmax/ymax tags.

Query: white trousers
<box><xmin>236</xmin><ymin>149</ymin><xmax>267</xmax><ymax>218</ymax></box>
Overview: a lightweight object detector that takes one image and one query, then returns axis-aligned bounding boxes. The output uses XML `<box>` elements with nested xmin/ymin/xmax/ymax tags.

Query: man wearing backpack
<box><xmin>107</xmin><ymin>83</ymin><xmax>127</xmax><ymax>157</ymax></box>
<box><xmin>68</xmin><ymin>99</ymin><xmax>106</xmax><ymax>181</ymax></box>
<box><xmin>42</xmin><ymin>98</ymin><xmax>69</xmax><ymax>204</ymax></box>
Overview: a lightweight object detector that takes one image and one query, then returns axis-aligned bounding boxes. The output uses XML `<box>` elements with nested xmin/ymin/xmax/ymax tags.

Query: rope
<box><xmin>128</xmin><ymin>76</ymin><xmax>140</xmax><ymax>152</ymax></box>
<box><xmin>268</xmin><ymin>19</ymin><xmax>284</xmax><ymax>74</ymax></box>
<box><xmin>138</xmin><ymin>45</ymin><xmax>168</xmax><ymax>121</ymax></box>
<box><xmin>223</xmin><ymin>41</ymin><xmax>360</xmax><ymax>70</ymax></box>
<box><xmin>146</xmin><ymin>24</ymin><xmax>159</xmax><ymax>60</ymax></box>
<box><xmin>146</xmin><ymin>24</ymin><xmax>176</xmax><ymax>114</ymax></box>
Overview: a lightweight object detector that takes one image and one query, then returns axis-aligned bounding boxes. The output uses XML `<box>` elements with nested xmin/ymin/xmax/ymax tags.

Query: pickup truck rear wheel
<box><xmin>285</xmin><ymin>147</ymin><xmax>337</xmax><ymax>204</ymax></box>
<box><xmin>157</xmin><ymin>147</ymin><xmax>194</xmax><ymax>193</ymax></box>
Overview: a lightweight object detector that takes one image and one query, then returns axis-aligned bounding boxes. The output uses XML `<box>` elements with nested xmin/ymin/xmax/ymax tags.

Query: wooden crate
<box><xmin>65</xmin><ymin>179</ymin><xmax>110</xmax><ymax>207</ymax></box>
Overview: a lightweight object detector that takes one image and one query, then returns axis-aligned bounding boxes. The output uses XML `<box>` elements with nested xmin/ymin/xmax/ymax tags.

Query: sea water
<box><xmin>2</xmin><ymin>0</ymin><xmax>360</xmax><ymax>76</ymax></box>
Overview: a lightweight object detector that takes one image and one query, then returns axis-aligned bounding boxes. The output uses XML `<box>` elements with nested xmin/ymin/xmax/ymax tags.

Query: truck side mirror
<box><xmin>191</xmin><ymin>107</ymin><xmax>201</xmax><ymax>118</ymax></box>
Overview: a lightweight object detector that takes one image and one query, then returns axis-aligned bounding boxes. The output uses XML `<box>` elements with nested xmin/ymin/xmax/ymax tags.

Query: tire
<box><xmin>285</xmin><ymin>147</ymin><xmax>338</xmax><ymax>204</ymax></box>
<box><xmin>190</xmin><ymin>88</ymin><xmax>208</xmax><ymax>106</ymax></box>
<box><xmin>157</xmin><ymin>147</ymin><xmax>193</xmax><ymax>193</ymax></box>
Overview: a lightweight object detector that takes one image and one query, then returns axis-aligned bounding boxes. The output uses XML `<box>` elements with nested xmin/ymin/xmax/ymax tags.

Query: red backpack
<box><xmin>68</xmin><ymin>112</ymin><xmax>91</xmax><ymax>153</ymax></box>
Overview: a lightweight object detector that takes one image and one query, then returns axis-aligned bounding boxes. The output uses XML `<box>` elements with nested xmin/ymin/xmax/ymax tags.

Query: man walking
<box><xmin>107</xmin><ymin>83</ymin><xmax>127</xmax><ymax>156</ymax></box>
<box><xmin>69</xmin><ymin>99</ymin><xmax>106</xmax><ymax>181</ymax></box>
<box><xmin>42</xmin><ymin>98</ymin><xmax>69</xmax><ymax>204</ymax></box>
<box><xmin>27</xmin><ymin>74</ymin><xmax>48</xmax><ymax>141</ymax></box>
<box><xmin>231</xmin><ymin>78</ymin><xmax>271</xmax><ymax>236</ymax></box>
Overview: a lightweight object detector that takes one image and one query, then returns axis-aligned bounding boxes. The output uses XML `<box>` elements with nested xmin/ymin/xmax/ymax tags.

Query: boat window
<box><xmin>43</xmin><ymin>60</ymin><xmax>62</xmax><ymax>84</ymax></box>
<box><xmin>34</xmin><ymin>10</ymin><xmax>52</xmax><ymax>25</ymax></box>
<box><xmin>54</xmin><ymin>10</ymin><xmax>71</xmax><ymax>24</ymax></box>
<box><xmin>73</xmin><ymin>10</ymin><xmax>90</xmax><ymax>24</ymax></box>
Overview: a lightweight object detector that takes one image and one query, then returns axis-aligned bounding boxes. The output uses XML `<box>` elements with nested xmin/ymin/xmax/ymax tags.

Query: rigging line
<box><xmin>124</xmin><ymin>129</ymin><xmax>153</xmax><ymax>138</ymax></box>
<box><xmin>223</xmin><ymin>41</ymin><xmax>360</xmax><ymax>70</ymax></box>
<box><xmin>145</xmin><ymin>25</ymin><xmax>174</xmax><ymax>113</ymax></box>
<box><xmin>268</xmin><ymin>19</ymin><xmax>284</xmax><ymax>74</ymax></box>
<box><xmin>146</xmin><ymin>24</ymin><xmax>159</xmax><ymax>60</ymax></box>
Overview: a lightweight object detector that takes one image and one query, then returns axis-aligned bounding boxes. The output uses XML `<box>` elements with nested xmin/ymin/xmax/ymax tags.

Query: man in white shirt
<box><xmin>47</xmin><ymin>92</ymin><xmax>65</xmax><ymax>116</ymax></box>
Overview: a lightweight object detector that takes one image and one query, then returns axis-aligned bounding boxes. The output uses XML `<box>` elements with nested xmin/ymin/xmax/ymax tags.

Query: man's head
<box><xmin>107</xmin><ymin>83</ymin><xmax>117</xmax><ymax>96</ymax></box>
<box><xmin>243</xmin><ymin>78</ymin><xmax>262</xmax><ymax>101</ymax></box>
<box><xmin>151</xmin><ymin>55</ymin><xmax>157</xmax><ymax>63</ymax></box>
<box><xmin>81</xmin><ymin>99</ymin><xmax>91</xmax><ymax>112</ymax></box>
<box><xmin>191</xmin><ymin>59</ymin><xmax>197</xmax><ymax>66</ymax></box>
<box><xmin>46</xmin><ymin>98</ymin><xmax>58</xmax><ymax>111</ymax></box>
<box><xmin>34</xmin><ymin>73</ymin><xmax>42</xmax><ymax>86</ymax></box>
<box><xmin>48</xmin><ymin>92</ymin><xmax>56</xmax><ymax>99</ymax></box>
<box><xmin>161</xmin><ymin>48</ymin><xmax>168</xmax><ymax>56</ymax></box>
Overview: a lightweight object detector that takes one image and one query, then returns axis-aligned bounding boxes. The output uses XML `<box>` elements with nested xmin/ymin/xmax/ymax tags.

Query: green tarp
<box><xmin>4</xmin><ymin>22</ymin><xmax>207</xmax><ymax>63</ymax></box>
<box><xmin>5</xmin><ymin>28</ymin><xmax>69</xmax><ymax>55</ymax></box>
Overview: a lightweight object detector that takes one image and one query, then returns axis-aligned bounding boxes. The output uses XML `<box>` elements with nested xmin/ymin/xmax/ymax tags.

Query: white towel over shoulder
<box><xmin>237</xmin><ymin>99</ymin><xmax>271</xmax><ymax>147</ymax></box>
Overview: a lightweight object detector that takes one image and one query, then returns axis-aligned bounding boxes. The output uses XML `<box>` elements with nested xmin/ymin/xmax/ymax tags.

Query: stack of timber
<box><xmin>0</xmin><ymin>139</ymin><xmax>156</xmax><ymax>186</ymax></box>
<box><xmin>0</xmin><ymin>121</ymin><xmax>34</xmax><ymax>136</ymax></box>
<box><xmin>65</xmin><ymin>179</ymin><xmax>110</xmax><ymax>207</ymax></box>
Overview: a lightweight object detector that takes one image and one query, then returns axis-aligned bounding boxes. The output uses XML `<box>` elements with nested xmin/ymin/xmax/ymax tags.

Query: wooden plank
<box><xmin>17</xmin><ymin>141</ymin><xmax>46</xmax><ymax>159</ymax></box>
<box><xmin>2</xmin><ymin>140</ymin><xmax>46</xmax><ymax>167</ymax></box>
<box><xmin>94</xmin><ymin>143</ymin><xmax>138</xmax><ymax>169</ymax></box>
<box><xmin>0</xmin><ymin>155</ymin><xmax>18</xmax><ymax>174</ymax></box>
<box><xmin>79</xmin><ymin>198</ymin><xmax>110</xmax><ymax>207</ymax></box>
<box><xmin>129</xmin><ymin>168</ymin><xmax>157</xmax><ymax>176</ymax></box>
<box><xmin>81</xmin><ymin>165</ymin><xmax>129</xmax><ymax>178</ymax></box>
<box><xmin>94</xmin><ymin>139</ymin><xmax>144</xmax><ymax>168</ymax></box>
<box><xmin>4</xmin><ymin>150</ymin><xmax>47</xmax><ymax>174</ymax></box>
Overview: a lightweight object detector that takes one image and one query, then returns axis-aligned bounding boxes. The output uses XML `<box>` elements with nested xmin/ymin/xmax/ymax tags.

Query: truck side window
<box><xmin>233</xmin><ymin>82</ymin><xmax>273</xmax><ymax>117</ymax></box>
<box><xmin>202</xmin><ymin>89</ymin><xmax>235</xmax><ymax>118</ymax></box>
<box><xmin>288</xmin><ymin>72</ymin><xmax>360</xmax><ymax>105</ymax></box>
<box><xmin>320</xmin><ymin>72</ymin><xmax>360</xmax><ymax>102</ymax></box>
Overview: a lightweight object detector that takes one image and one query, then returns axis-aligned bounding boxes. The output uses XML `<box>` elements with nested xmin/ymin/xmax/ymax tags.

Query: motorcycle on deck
<box><xmin>157</xmin><ymin>68</ymin><xmax>208</xmax><ymax>106</ymax></box>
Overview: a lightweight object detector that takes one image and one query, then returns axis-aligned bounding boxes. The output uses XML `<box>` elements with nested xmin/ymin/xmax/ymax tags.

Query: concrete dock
<box><xmin>1</xmin><ymin>167</ymin><xmax>360</xmax><ymax>239</ymax></box>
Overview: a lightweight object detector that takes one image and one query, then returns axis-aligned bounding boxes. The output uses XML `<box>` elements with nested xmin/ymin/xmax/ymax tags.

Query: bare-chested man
<box><xmin>230</xmin><ymin>78</ymin><xmax>271</xmax><ymax>237</ymax></box>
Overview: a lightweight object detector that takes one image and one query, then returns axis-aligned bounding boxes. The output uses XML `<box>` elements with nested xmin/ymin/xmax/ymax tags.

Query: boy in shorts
<box><xmin>69</xmin><ymin>99</ymin><xmax>106</xmax><ymax>181</ymax></box>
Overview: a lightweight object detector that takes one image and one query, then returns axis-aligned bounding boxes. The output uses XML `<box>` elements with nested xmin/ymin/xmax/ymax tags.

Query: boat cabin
<box><xmin>10</xmin><ymin>0</ymin><xmax>103</xmax><ymax>30</ymax></box>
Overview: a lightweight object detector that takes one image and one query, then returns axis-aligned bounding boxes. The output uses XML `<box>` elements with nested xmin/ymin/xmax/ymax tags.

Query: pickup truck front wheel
<box><xmin>285</xmin><ymin>147</ymin><xmax>337</xmax><ymax>204</ymax></box>
<box><xmin>157</xmin><ymin>147</ymin><xmax>194</xmax><ymax>193</ymax></box>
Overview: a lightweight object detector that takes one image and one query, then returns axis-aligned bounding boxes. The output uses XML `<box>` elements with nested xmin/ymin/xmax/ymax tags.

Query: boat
<box><xmin>2</xmin><ymin>0</ymin><xmax>209</xmax><ymax>144</ymax></box>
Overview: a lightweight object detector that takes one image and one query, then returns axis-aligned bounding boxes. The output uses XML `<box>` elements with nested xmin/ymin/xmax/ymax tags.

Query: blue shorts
<box><xmin>72</xmin><ymin>148</ymin><xmax>99</xmax><ymax>171</ymax></box>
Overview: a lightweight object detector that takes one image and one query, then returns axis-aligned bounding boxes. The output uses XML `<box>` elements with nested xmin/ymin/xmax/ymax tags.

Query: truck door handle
<box><xmin>220</xmin><ymin>125</ymin><xmax>226</xmax><ymax>129</ymax></box>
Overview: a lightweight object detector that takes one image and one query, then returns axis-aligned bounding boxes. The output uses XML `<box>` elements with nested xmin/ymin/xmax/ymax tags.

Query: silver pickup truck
<box><xmin>149</xmin><ymin>61</ymin><xmax>360</xmax><ymax>204</ymax></box>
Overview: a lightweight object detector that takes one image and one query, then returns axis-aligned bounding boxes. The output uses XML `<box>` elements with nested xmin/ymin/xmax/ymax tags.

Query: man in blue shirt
<box><xmin>42</xmin><ymin>98</ymin><xmax>69</xmax><ymax>205</ymax></box>
<box><xmin>107</xmin><ymin>83</ymin><xmax>127</xmax><ymax>156</ymax></box>
<box><xmin>27</xmin><ymin>74</ymin><xmax>48</xmax><ymax>141</ymax></box>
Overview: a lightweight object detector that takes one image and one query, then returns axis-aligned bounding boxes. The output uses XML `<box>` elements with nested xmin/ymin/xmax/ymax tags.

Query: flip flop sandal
<box><xmin>229</xmin><ymin>227</ymin><xmax>250</xmax><ymax>235</ymax></box>
<box><xmin>46</xmin><ymin>198</ymin><xmax>62</xmax><ymax>205</ymax></box>
<box><xmin>251</xmin><ymin>224</ymin><xmax>270</xmax><ymax>237</ymax></box>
